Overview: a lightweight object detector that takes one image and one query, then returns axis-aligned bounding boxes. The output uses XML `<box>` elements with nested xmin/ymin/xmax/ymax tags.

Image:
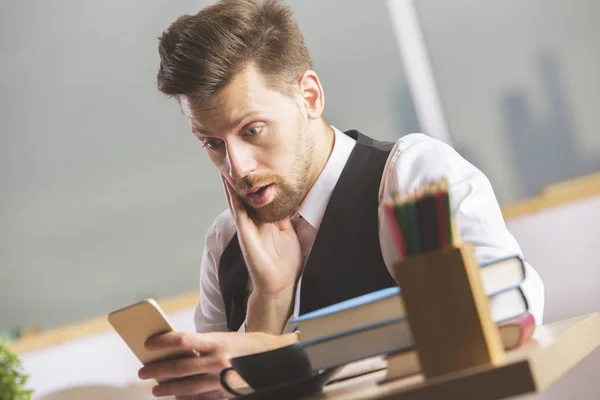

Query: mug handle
<box><xmin>219</xmin><ymin>366</ymin><xmax>245</xmax><ymax>397</ymax></box>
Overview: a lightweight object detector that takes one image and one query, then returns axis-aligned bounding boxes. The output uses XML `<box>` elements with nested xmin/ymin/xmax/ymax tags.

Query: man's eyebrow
<box><xmin>191</xmin><ymin>111</ymin><xmax>261</xmax><ymax>136</ymax></box>
<box><xmin>232</xmin><ymin>111</ymin><xmax>261</xmax><ymax>128</ymax></box>
<box><xmin>191</xmin><ymin>127</ymin><xmax>210</xmax><ymax>136</ymax></box>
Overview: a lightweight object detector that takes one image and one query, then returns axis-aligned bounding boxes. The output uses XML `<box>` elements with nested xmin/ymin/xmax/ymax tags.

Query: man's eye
<box><xmin>244</xmin><ymin>126</ymin><xmax>262</xmax><ymax>137</ymax></box>
<box><xmin>203</xmin><ymin>139</ymin><xmax>224</xmax><ymax>149</ymax></box>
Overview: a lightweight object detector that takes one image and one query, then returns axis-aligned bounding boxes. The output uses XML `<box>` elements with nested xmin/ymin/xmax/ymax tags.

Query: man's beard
<box><xmin>235</xmin><ymin>124</ymin><xmax>313</xmax><ymax>223</ymax></box>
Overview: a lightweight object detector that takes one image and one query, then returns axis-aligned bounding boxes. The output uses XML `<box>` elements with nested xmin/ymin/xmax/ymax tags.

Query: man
<box><xmin>138</xmin><ymin>0</ymin><xmax>545</xmax><ymax>398</ymax></box>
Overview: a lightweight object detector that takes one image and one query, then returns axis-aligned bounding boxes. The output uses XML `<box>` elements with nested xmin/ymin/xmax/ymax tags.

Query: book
<box><xmin>299</xmin><ymin>289</ymin><xmax>529</xmax><ymax>372</ymax></box>
<box><xmin>489</xmin><ymin>287</ymin><xmax>529</xmax><ymax>323</ymax></box>
<box><xmin>299</xmin><ymin>317</ymin><xmax>410</xmax><ymax>372</ymax></box>
<box><xmin>496</xmin><ymin>311</ymin><xmax>536</xmax><ymax>350</ymax></box>
<box><xmin>382</xmin><ymin>312</ymin><xmax>536</xmax><ymax>382</ymax></box>
<box><xmin>292</xmin><ymin>255</ymin><xmax>526</xmax><ymax>343</ymax></box>
<box><xmin>479</xmin><ymin>254</ymin><xmax>528</xmax><ymax>296</ymax></box>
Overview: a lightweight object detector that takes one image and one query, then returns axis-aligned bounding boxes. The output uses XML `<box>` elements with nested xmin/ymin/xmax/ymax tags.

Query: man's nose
<box><xmin>225</xmin><ymin>144</ymin><xmax>256</xmax><ymax>181</ymax></box>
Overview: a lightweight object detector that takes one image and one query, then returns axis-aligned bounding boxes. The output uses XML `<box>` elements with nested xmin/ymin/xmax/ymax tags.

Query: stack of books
<box><xmin>290</xmin><ymin>178</ymin><xmax>536</xmax><ymax>381</ymax></box>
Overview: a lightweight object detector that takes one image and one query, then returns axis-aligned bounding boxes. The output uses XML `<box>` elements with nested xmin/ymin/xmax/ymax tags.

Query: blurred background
<box><xmin>1</xmin><ymin>0</ymin><xmax>599</xmax><ymax>399</ymax></box>
<box><xmin>1</xmin><ymin>0</ymin><xmax>419</xmax><ymax>335</ymax></box>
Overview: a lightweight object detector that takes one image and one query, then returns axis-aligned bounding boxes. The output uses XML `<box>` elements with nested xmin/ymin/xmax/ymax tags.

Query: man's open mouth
<box><xmin>247</xmin><ymin>184</ymin><xmax>272</xmax><ymax>195</ymax></box>
<box><xmin>246</xmin><ymin>184</ymin><xmax>275</xmax><ymax>206</ymax></box>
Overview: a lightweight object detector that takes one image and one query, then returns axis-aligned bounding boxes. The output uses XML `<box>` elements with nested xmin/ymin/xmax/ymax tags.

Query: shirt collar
<box><xmin>293</xmin><ymin>126</ymin><xmax>356</xmax><ymax>230</ymax></box>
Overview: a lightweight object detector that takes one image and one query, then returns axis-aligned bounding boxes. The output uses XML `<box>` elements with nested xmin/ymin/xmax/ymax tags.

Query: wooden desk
<box><xmin>314</xmin><ymin>312</ymin><xmax>600</xmax><ymax>399</ymax></box>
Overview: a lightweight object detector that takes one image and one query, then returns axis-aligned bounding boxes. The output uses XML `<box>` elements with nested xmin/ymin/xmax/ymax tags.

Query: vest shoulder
<box><xmin>350</xmin><ymin>131</ymin><xmax>438</xmax><ymax>153</ymax></box>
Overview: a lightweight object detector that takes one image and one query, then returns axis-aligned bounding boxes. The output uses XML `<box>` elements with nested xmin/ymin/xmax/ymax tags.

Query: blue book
<box><xmin>292</xmin><ymin>254</ymin><xmax>526</xmax><ymax>342</ymax></box>
<box><xmin>292</xmin><ymin>286</ymin><xmax>402</xmax><ymax>324</ymax></box>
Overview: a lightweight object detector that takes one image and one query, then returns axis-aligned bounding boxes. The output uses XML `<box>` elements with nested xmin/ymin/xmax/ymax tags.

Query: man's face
<box><xmin>181</xmin><ymin>65</ymin><xmax>315</xmax><ymax>222</ymax></box>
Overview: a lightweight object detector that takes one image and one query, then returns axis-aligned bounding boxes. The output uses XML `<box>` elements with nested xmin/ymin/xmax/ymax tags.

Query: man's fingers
<box><xmin>139</xmin><ymin>354</ymin><xmax>229</xmax><ymax>381</ymax></box>
<box><xmin>221</xmin><ymin>176</ymin><xmax>235</xmax><ymax>217</ymax></box>
<box><xmin>152</xmin><ymin>374</ymin><xmax>223</xmax><ymax>397</ymax></box>
<box><xmin>223</xmin><ymin>178</ymin><xmax>249</xmax><ymax>221</ymax></box>
<box><xmin>145</xmin><ymin>332</ymin><xmax>224</xmax><ymax>354</ymax></box>
<box><xmin>221</xmin><ymin>176</ymin><xmax>262</xmax><ymax>249</ymax></box>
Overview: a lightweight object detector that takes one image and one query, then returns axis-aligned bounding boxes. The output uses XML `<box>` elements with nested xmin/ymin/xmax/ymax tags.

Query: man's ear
<box><xmin>298</xmin><ymin>70</ymin><xmax>325</xmax><ymax>120</ymax></box>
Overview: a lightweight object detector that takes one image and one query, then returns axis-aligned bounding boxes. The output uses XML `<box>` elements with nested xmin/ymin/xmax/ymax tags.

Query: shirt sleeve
<box><xmin>194</xmin><ymin>210</ymin><xmax>236</xmax><ymax>333</ymax></box>
<box><xmin>378</xmin><ymin>133</ymin><xmax>545</xmax><ymax>325</ymax></box>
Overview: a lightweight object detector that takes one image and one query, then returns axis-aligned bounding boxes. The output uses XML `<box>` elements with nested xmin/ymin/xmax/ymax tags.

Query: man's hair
<box><xmin>156</xmin><ymin>0</ymin><xmax>313</xmax><ymax>100</ymax></box>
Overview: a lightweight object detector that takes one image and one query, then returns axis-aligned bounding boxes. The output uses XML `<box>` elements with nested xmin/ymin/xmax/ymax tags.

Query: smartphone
<box><xmin>108</xmin><ymin>298</ymin><xmax>195</xmax><ymax>365</ymax></box>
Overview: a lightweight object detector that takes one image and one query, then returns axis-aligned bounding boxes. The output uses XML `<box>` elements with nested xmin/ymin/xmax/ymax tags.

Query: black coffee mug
<box><xmin>219</xmin><ymin>316</ymin><xmax>406</xmax><ymax>396</ymax></box>
<box><xmin>219</xmin><ymin>343</ymin><xmax>313</xmax><ymax>396</ymax></box>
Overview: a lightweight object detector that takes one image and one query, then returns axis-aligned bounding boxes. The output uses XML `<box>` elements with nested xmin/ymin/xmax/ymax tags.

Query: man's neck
<box><xmin>303</xmin><ymin>120</ymin><xmax>335</xmax><ymax>201</ymax></box>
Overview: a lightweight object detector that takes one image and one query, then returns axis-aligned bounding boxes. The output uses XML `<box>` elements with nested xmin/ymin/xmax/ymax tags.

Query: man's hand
<box><xmin>138</xmin><ymin>332</ymin><xmax>231</xmax><ymax>399</ymax></box>
<box><xmin>223</xmin><ymin>177</ymin><xmax>303</xmax><ymax>295</ymax></box>
<box><xmin>138</xmin><ymin>331</ymin><xmax>298</xmax><ymax>398</ymax></box>
<box><xmin>223</xmin><ymin>177</ymin><xmax>303</xmax><ymax>333</ymax></box>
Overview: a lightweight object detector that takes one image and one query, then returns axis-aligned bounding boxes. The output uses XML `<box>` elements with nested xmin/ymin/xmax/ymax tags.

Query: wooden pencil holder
<box><xmin>393</xmin><ymin>243</ymin><xmax>505</xmax><ymax>379</ymax></box>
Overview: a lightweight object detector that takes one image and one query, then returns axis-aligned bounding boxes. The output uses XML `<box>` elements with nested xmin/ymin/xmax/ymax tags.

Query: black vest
<box><xmin>218</xmin><ymin>130</ymin><xmax>398</xmax><ymax>331</ymax></box>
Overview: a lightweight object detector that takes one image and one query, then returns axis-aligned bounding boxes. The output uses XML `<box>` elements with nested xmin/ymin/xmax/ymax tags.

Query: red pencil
<box><xmin>383</xmin><ymin>201</ymin><xmax>406</xmax><ymax>259</ymax></box>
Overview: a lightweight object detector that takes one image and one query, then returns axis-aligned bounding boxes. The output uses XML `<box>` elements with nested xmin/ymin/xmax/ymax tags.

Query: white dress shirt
<box><xmin>194</xmin><ymin>128</ymin><xmax>545</xmax><ymax>333</ymax></box>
